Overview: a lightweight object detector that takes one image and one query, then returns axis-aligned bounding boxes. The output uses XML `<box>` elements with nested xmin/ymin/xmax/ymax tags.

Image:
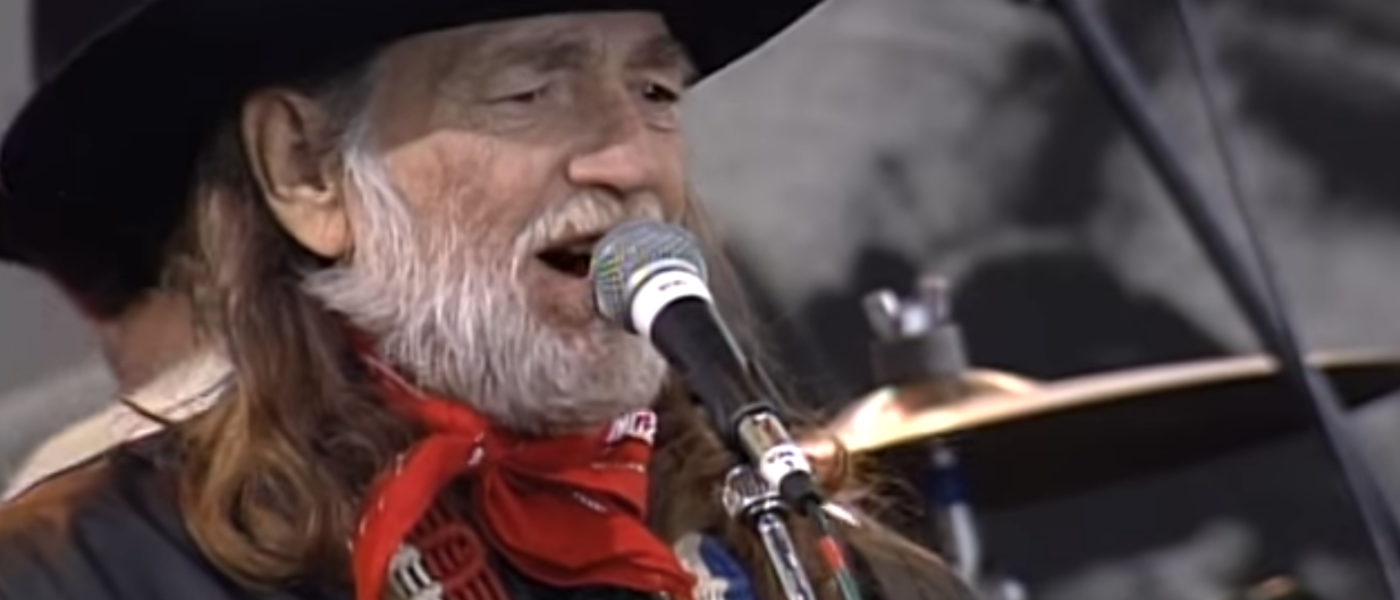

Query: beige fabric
<box><xmin>0</xmin><ymin>355</ymin><xmax>116</xmax><ymax>490</ymax></box>
<box><xmin>2</xmin><ymin>351</ymin><xmax>230</xmax><ymax>500</ymax></box>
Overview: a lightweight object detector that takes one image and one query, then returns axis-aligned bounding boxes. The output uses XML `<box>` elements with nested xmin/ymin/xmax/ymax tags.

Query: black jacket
<box><xmin>0</xmin><ymin>435</ymin><xmax>348</xmax><ymax>600</ymax></box>
<box><xmin>0</xmin><ymin>435</ymin><xmax>975</xmax><ymax>600</ymax></box>
<box><xmin>0</xmin><ymin>434</ymin><xmax>668</xmax><ymax>600</ymax></box>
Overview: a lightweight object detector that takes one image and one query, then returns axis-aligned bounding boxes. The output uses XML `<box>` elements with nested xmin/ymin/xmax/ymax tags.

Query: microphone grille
<box><xmin>590</xmin><ymin>220</ymin><xmax>709</xmax><ymax>325</ymax></box>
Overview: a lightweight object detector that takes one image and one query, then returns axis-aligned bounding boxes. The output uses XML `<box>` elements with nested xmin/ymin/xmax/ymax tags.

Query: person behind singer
<box><xmin>0</xmin><ymin>1</ymin><xmax>974</xmax><ymax>600</ymax></box>
<box><xmin>0</xmin><ymin>0</ymin><xmax>211</xmax><ymax>498</ymax></box>
<box><xmin>0</xmin><ymin>286</ymin><xmax>204</xmax><ymax>498</ymax></box>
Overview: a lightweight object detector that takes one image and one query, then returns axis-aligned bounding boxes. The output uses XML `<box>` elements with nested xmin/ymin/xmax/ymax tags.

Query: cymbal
<box><xmin>815</xmin><ymin>348</ymin><xmax>1400</xmax><ymax>508</ymax></box>
<box><xmin>813</xmin><ymin>369</ymin><xmax>1043</xmax><ymax>456</ymax></box>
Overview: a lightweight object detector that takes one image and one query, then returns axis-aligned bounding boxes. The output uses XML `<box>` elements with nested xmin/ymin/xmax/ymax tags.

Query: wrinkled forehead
<box><xmin>381</xmin><ymin>11</ymin><xmax>696</xmax><ymax>81</ymax></box>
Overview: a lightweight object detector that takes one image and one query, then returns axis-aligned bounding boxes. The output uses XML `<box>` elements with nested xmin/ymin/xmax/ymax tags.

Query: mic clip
<box><xmin>728</xmin><ymin>402</ymin><xmax>823</xmax><ymax>512</ymax></box>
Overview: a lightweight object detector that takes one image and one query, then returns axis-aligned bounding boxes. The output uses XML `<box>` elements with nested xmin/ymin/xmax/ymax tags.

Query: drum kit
<box><xmin>806</xmin><ymin>273</ymin><xmax>1400</xmax><ymax>600</ymax></box>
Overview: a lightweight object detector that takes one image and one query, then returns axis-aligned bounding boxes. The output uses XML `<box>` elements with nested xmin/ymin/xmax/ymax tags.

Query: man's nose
<box><xmin>566</xmin><ymin>97</ymin><xmax>665</xmax><ymax>197</ymax></box>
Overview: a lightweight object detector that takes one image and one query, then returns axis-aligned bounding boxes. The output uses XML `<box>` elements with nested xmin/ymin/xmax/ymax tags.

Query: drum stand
<box><xmin>863</xmin><ymin>276</ymin><xmax>1026</xmax><ymax>600</ymax></box>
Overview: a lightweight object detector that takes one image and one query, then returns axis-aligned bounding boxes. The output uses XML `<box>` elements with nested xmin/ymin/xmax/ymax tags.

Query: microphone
<box><xmin>590</xmin><ymin>220</ymin><xmax>823</xmax><ymax>512</ymax></box>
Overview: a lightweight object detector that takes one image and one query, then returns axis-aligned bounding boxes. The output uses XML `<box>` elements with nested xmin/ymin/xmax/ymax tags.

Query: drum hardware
<box><xmin>861</xmin><ymin>275</ymin><xmax>1027</xmax><ymax>599</ymax></box>
<box><xmin>723</xmin><ymin>465</ymin><xmax>819</xmax><ymax>600</ymax></box>
<box><xmin>827</xmin><ymin>274</ymin><xmax>1400</xmax><ymax>597</ymax></box>
<box><xmin>823</xmin><ymin>346</ymin><xmax>1400</xmax><ymax>508</ymax></box>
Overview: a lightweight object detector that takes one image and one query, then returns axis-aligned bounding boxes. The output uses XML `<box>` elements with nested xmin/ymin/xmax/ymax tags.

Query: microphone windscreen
<box><xmin>590</xmin><ymin>220</ymin><xmax>708</xmax><ymax>327</ymax></box>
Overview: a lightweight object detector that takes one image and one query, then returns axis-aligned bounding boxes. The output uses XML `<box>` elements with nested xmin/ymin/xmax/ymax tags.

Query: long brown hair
<box><xmin>164</xmin><ymin>56</ymin><xmax>974</xmax><ymax>600</ymax></box>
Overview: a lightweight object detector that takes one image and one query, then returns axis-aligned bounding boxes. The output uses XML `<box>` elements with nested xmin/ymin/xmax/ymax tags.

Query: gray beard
<box><xmin>302</xmin><ymin>147</ymin><xmax>668</xmax><ymax>434</ymax></box>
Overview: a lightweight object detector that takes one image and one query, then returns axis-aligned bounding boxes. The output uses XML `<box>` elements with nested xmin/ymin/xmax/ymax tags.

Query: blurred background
<box><xmin>5</xmin><ymin>0</ymin><xmax>1400</xmax><ymax>598</ymax></box>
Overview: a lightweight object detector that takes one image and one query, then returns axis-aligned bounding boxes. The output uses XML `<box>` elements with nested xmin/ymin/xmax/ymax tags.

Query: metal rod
<box><xmin>723</xmin><ymin>466</ymin><xmax>820</xmax><ymax>600</ymax></box>
<box><xmin>928</xmin><ymin>442</ymin><xmax>983</xmax><ymax>584</ymax></box>
<box><xmin>1040</xmin><ymin>0</ymin><xmax>1400</xmax><ymax>595</ymax></box>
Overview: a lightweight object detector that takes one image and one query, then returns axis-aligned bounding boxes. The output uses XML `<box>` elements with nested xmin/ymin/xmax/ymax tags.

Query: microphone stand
<box><xmin>1014</xmin><ymin>0</ymin><xmax>1400</xmax><ymax>596</ymax></box>
<box><xmin>723</xmin><ymin>373</ymin><xmax>867</xmax><ymax>600</ymax></box>
<box><xmin>724</xmin><ymin>465</ymin><xmax>821</xmax><ymax>600</ymax></box>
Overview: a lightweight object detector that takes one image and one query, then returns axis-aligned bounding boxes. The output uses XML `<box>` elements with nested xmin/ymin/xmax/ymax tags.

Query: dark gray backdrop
<box><xmin>5</xmin><ymin>0</ymin><xmax>1400</xmax><ymax>598</ymax></box>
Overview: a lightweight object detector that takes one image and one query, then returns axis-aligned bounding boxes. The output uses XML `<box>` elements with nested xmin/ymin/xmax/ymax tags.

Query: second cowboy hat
<box><xmin>0</xmin><ymin>0</ymin><xmax>823</xmax><ymax>316</ymax></box>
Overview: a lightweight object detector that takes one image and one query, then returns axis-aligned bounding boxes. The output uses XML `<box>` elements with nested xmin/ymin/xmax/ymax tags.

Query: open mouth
<box><xmin>535</xmin><ymin>233</ymin><xmax>604</xmax><ymax>278</ymax></box>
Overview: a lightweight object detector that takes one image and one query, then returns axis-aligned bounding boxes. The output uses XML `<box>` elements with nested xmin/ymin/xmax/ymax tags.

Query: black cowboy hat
<box><xmin>0</xmin><ymin>0</ymin><xmax>823</xmax><ymax>317</ymax></box>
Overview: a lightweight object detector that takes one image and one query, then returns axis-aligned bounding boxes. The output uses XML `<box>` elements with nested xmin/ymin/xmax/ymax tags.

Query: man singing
<box><xmin>0</xmin><ymin>2</ymin><xmax>973</xmax><ymax>600</ymax></box>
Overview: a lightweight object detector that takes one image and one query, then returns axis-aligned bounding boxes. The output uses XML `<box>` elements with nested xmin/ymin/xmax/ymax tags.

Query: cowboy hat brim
<box><xmin>0</xmin><ymin>0</ymin><xmax>822</xmax><ymax>316</ymax></box>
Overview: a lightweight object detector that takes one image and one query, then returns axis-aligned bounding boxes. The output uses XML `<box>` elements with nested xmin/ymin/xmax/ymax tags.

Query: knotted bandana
<box><xmin>351</xmin><ymin>352</ymin><xmax>696</xmax><ymax>600</ymax></box>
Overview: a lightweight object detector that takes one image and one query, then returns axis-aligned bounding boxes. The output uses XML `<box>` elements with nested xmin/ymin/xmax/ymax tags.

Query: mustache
<box><xmin>515</xmin><ymin>192</ymin><xmax>667</xmax><ymax>255</ymax></box>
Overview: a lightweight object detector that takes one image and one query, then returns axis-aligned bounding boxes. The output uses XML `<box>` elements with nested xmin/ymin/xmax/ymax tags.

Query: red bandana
<box><xmin>351</xmin><ymin>353</ymin><xmax>697</xmax><ymax>600</ymax></box>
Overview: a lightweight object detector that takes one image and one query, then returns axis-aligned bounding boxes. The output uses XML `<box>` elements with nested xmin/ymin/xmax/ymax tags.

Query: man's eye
<box><xmin>641</xmin><ymin>82</ymin><xmax>681</xmax><ymax>104</ymax></box>
<box><xmin>498</xmin><ymin>87</ymin><xmax>547</xmax><ymax>104</ymax></box>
